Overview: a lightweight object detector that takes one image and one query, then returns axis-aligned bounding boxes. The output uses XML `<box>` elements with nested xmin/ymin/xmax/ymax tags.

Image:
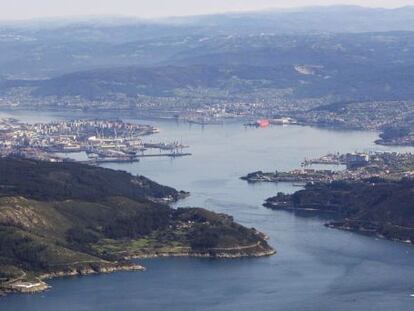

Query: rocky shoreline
<box><xmin>123</xmin><ymin>243</ymin><xmax>276</xmax><ymax>260</ymax></box>
<box><xmin>1</xmin><ymin>262</ymin><xmax>144</xmax><ymax>297</ymax></box>
<box><xmin>1</xmin><ymin>244</ymin><xmax>275</xmax><ymax>297</ymax></box>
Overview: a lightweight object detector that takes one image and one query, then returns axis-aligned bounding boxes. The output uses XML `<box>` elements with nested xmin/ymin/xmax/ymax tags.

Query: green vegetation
<box><xmin>0</xmin><ymin>157</ymin><xmax>178</xmax><ymax>202</ymax></box>
<box><xmin>265</xmin><ymin>179</ymin><xmax>414</xmax><ymax>243</ymax></box>
<box><xmin>0</xmin><ymin>157</ymin><xmax>273</xmax><ymax>294</ymax></box>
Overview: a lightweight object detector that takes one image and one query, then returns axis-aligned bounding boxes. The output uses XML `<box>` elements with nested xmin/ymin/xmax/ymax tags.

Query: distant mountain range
<box><xmin>164</xmin><ymin>5</ymin><xmax>414</xmax><ymax>34</ymax></box>
<box><xmin>1</xmin><ymin>5</ymin><xmax>414</xmax><ymax>78</ymax></box>
<box><xmin>1</xmin><ymin>31</ymin><xmax>414</xmax><ymax>102</ymax></box>
<box><xmin>3</xmin><ymin>5</ymin><xmax>414</xmax><ymax>34</ymax></box>
<box><xmin>1</xmin><ymin>6</ymin><xmax>414</xmax><ymax>104</ymax></box>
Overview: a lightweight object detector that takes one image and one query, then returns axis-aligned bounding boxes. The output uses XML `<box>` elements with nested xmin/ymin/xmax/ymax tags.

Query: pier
<box><xmin>81</xmin><ymin>152</ymin><xmax>192</xmax><ymax>165</ymax></box>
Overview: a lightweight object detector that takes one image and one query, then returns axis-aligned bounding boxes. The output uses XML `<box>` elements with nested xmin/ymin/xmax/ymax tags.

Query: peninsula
<box><xmin>264</xmin><ymin>179</ymin><xmax>414</xmax><ymax>245</ymax></box>
<box><xmin>0</xmin><ymin>158</ymin><xmax>274</xmax><ymax>296</ymax></box>
<box><xmin>241</xmin><ymin>151</ymin><xmax>414</xmax><ymax>184</ymax></box>
<box><xmin>243</xmin><ymin>151</ymin><xmax>414</xmax><ymax>244</ymax></box>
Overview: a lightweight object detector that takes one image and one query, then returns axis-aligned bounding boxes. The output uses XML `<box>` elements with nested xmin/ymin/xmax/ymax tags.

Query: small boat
<box><xmin>292</xmin><ymin>183</ymin><xmax>306</xmax><ymax>187</ymax></box>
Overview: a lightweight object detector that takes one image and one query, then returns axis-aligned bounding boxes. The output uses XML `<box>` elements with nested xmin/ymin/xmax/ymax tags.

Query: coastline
<box><xmin>325</xmin><ymin>222</ymin><xmax>414</xmax><ymax>246</ymax></box>
<box><xmin>123</xmin><ymin>243</ymin><xmax>276</xmax><ymax>260</ymax></box>
<box><xmin>1</xmin><ymin>107</ymin><xmax>406</xmax><ymax>148</ymax></box>
<box><xmin>1</xmin><ymin>262</ymin><xmax>145</xmax><ymax>297</ymax></box>
<box><xmin>264</xmin><ymin>202</ymin><xmax>414</xmax><ymax>247</ymax></box>
<box><xmin>0</xmin><ymin>244</ymin><xmax>275</xmax><ymax>297</ymax></box>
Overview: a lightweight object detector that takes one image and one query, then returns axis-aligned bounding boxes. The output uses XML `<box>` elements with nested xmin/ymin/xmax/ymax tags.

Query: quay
<box><xmin>81</xmin><ymin>152</ymin><xmax>192</xmax><ymax>165</ymax></box>
<box><xmin>136</xmin><ymin>152</ymin><xmax>192</xmax><ymax>158</ymax></box>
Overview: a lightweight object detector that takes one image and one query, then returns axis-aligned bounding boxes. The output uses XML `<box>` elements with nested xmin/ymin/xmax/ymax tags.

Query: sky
<box><xmin>0</xmin><ymin>0</ymin><xmax>413</xmax><ymax>20</ymax></box>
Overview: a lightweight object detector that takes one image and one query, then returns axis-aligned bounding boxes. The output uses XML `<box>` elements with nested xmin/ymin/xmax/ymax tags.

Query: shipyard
<box><xmin>0</xmin><ymin>118</ymin><xmax>191</xmax><ymax>164</ymax></box>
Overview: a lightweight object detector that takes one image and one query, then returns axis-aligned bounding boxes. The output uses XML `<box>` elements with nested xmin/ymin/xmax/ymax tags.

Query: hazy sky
<box><xmin>0</xmin><ymin>0</ymin><xmax>413</xmax><ymax>20</ymax></box>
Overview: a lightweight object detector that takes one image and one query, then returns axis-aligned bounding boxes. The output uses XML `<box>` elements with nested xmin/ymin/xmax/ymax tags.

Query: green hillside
<box><xmin>0</xmin><ymin>158</ymin><xmax>274</xmax><ymax>295</ymax></box>
<box><xmin>264</xmin><ymin>179</ymin><xmax>414</xmax><ymax>243</ymax></box>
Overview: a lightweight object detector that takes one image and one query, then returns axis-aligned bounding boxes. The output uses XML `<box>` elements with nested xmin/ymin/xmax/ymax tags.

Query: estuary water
<box><xmin>1</xmin><ymin>110</ymin><xmax>414</xmax><ymax>311</ymax></box>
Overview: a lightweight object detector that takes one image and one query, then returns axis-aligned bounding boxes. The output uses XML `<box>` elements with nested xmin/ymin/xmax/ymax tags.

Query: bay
<box><xmin>1</xmin><ymin>111</ymin><xmax>414</xmax><ymax>311</ymax></box>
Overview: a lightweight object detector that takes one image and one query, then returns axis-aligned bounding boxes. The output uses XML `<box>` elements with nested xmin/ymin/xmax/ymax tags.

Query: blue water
<box><xmin>1</xmin><ymin>111</ymin><xmax>414</xmax><ymax>310</ymax></box>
